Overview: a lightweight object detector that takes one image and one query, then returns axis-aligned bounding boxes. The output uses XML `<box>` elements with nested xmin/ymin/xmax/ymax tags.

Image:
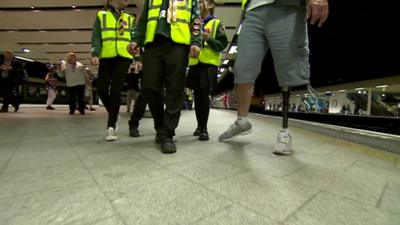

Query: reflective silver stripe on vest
<box><xmin>175</xmin><ymin>18</ymin><xmax>190</xmax><ymax>24</ymax></box>
<box><xmin>176</xmin><ymin>6</ymin><xmax>191</xmax><ymax>12</ymax></box>
<box><xmin>102</xmin><ymin>28</ymin><xmax>130</xmax><ymax>31</ymax></box>
<box><xmin>102</xmin><ymin>13</ymin><xmax>107</xmax><ymax>28</ymax></box>
<box><xmin>102</xmin><ymin>37</ymin><xmax>131</xmax><ymax>42</ymax></box>
<box><xmin>148</xmin><ymin>17</ymin><xmax>159</xmax><ymax>21</ymax></box>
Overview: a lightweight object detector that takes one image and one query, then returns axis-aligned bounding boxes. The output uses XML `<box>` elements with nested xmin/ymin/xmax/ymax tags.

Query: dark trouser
<box><xmin>68</xmin><ymin>85</ymin><xmax>85</xmax><ymax>113</ymax></box>
<box><xmin>128</xmin><ymin>93</ymin><xmax>147</xmax><ymax>129</ymax></box>
<box><xmin>142</xmin><ymin>36</ymin><xmax>190</xmax><ymax>139</ymax></box>
<box><xmin>1</xmin><ymin>77</ymin><xmax>19</xmax><ymax>110</ymax></box>
<box><xmin>194</xmin><ymin>88</ymin><xmax>210</xmax><ymax>130</ymax></box>
<box><xmin>97</xmin><ymin>56</ymin><xmax>131</xmax><ymax>128</ymax></box>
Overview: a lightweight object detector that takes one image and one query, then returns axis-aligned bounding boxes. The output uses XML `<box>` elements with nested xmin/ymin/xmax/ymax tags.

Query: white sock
<box><xmin>236</xmin><ymin>116</ymin><xmax>248</xmax><ymax>126</ymax></box>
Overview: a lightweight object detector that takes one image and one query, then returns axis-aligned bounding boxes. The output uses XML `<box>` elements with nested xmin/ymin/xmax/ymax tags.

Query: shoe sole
<box><xmin>219</xmin><ymin>128</ymin><xmax>253</xmax><ymax>142</ymax></box>
<box><xmin>105</xmin><ymin>136</ymin><xmax>118</xmax><ymax>141</ymax></box>
<box><xmin>273</xmin><ymin>144</ymin><xmax>293</xmax><ymax>155</ymax></box>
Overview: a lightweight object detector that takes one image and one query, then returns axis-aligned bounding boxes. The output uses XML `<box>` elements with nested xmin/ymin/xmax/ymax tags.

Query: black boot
<box><xmin>160</xmin><ymin>138</ymin><xmax>176</xmax><ymax>154</ymax></box>
<box><xmin>129</xmin><ymin>126</ymin><xmax>140</xmax><ymax>137</ymax></box>
<box><xmin>193</xmin><ymin>127</ymin><xmax>201</xmax><ymax>136</ymax></box>
<box><xmin>198</xmin><ymin>130</ymin><xmax>209</xmax><ymax>141</ymax></box>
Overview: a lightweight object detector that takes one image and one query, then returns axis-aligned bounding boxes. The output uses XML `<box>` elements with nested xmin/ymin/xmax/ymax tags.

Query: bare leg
<box><xmin>236</xmin><ymin>83</ymin><xmax>254</xmax><ymax>117</ymax></box>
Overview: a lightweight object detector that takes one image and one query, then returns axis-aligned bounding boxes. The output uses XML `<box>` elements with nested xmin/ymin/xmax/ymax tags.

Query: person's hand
<box><xmin>135</xmin><ymin>61</ymin><xmax>143</xmax><ymax>72</ymax></box>
<box><xmin>190</xmin><ymin>45</ymin><xmax>201</xmax><ymax>58</ymax></box>
<box><xmin>202</xmin><ymin>31</ymin><xmax>210</xmax><ymax>41</ymax></box>
<box><xmin>91</xmin><ymin>57</ymin><xmax>99</xmax><ymax>66</ymax></box>
<box><xmin>307</xmin><ymin>0</ymin><xmax>329</xmax><ymax>27</ymax></box>
<box><xmin>128</xmin><ymin>42</ymin><xmax>140</xmax><ymax>56</ymax></box>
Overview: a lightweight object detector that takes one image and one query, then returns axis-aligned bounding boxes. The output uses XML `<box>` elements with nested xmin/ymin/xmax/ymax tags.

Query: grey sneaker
<box><xmin>273</xmin><ymin>130</ymin><xmax>293</xmax><ymax>155</ymax></box>
<box><xmin>218</xmin><ymin>120</ymin><xmax>252</xmax><ymax>142</ymax></box>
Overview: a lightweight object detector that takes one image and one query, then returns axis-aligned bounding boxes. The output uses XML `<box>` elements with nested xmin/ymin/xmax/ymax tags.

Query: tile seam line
<box><xmin>0</xmin><ymin>127</ymin><xmax>28</xmax><ymax>178</ymax></box>
<box><xmin>59</xmin><ymin>120</ymin><xmax>130</xmax><ymax>225</ymax></box>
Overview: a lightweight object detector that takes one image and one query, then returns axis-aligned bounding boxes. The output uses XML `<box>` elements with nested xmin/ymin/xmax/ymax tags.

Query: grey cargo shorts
<box><xmin>234</xmin><ymin>4</ymin><xmax>310</xmax><ymax>87</ymax></box>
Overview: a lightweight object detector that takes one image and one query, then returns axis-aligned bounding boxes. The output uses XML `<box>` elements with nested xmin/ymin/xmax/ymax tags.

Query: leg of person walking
<box><xmin>97</xmin><ymin>58</ymin><xmax>113</xmax><ymax>117</ymax></box>
<box><xmin>142</xmin><ymin>42</ymin><xmax>166</xmax><ymax>143</ymax></box>
<box><xmin>106</xmin><ymin>57</ymin><xmax>131</xmax><ymax>130</ymax></box>
<box><xmin>194</xmin><ymin>87</ymin><xmax>211</xmax><ymax>140</ymax></box>
<box><xmin>68</xmin><ymin>86</ymin><xmax>78</xmax><ymax>114</ymax></box>
<box><xmin>76</xmin><ymin>85</ymin><xmax>86</xmax><ymax>115</ymax></box>
<box><xmin>128</xmin><ymin>93</ymin><xmax>147</xmax><ymax>137</ymax></box>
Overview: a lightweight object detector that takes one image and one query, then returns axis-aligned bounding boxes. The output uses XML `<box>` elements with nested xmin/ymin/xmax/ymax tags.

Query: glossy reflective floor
<box><xmin>0</xmin><ymin>106</ymin><xmax>399</xmax><ymax>225</ymax></box>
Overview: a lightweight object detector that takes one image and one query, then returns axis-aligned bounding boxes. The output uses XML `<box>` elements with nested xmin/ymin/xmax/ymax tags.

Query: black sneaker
<box><xmin>199</xmin><ymin>130</ymin><xmax>210</xmax><ymax>141</ymax></box>
<box><xmin>160</xmin><ymin>138</ymin><xmax>176</xmax><ymax>154</ymax></box>
<box><xmin>193</xmin><ymin>128</ymin><xmax>201</xmax><ymax>136</ymax></box>
<box><xmin>46</xmin><ymin>106</ymin><xmax>55</xmax><ymax>110</ymax></box>
<box><xmin>0</xmin><ymin>108</ymin><xmax>8</xmax><ymax>113</ymax></box>
<box><xmin>14</xmin><ymin>105</ymin><xmax>19</xmax><ymax>112</ymax></box>
<box><xmin>129</xmin><ymin>127</ymin><xmax>140</xmax><ymax>137</ymax></box>
<box><xmin>79</xmin><ymin>110</ymin><xmax>85</xmax><ymax>115</ymax></box>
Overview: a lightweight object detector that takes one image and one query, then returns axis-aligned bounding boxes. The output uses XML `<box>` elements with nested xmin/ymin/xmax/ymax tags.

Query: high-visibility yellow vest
<box><xmin>189</xmin><ymin>19</ymin><xmax>221</xmax><ymax>67</ymax></box>
<box><xmin>98</xmin><ymin>10</ymin><xmax>134</xmax><ymax>59</ymax></box>
<box><xmin>145</xmin><ymin>0</ymin><xmax>192</xmax><ymax>45</ymax></box>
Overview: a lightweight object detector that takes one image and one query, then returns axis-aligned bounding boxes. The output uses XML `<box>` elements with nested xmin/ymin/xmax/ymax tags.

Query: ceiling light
<box><xmin>22</xmin><ymin>48</ymin><xmax>30</xmax><ymax>53</ymax></box>
<box><xmin>355</xmin><ymin>87</ymin><xmax>364</xmax><ymax>91</ymax></box>
<box><xmin>338</xmin><ymin>89</ymin><xmax>346</xmax><ymax>92</ymax></box>
<box><xmin>376</xmin><ymin>85</ymin><xmax>389</xmax><ymax>88</ymax></box>
<box><xmin>72</xmin><ymin>5</ymin><xmax>77</xmax><ymax>8</ymax></box>
<box><xmin>217</xmin><ymin>74</ymin><xmax>221</xmax><ymax>78</ymax></box>
<box><xmin>223</xmin><ymin>60</ymin><xmax>229</xmax><ymax>65</ymax></box>
<box><xmin>30</xmin><ymin>6</ymin><xmax>35</xmax><ymax>9</ymax></box>
<box><xmin>220</xmin><ymin>68</ymin><xmax>225</xmax><ymax>73</ymax></box>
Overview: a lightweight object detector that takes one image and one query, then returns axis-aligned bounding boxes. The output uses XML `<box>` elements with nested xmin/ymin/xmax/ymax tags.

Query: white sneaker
<box><xmin>273</xmin><ymin>130</ymin><xmax>293</xmax><ymax>155</ymax></box>
<box><xmin>105</xmin><ymin>127</ymin><xmax>118</xmax><ymax>141</ymax></box>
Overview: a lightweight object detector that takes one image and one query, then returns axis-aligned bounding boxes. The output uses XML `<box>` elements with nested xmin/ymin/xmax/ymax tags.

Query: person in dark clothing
<box><xmin>128</xmin><ymin>61</ymin><xmax>149</xmax><ymax>137</ymax></box>
<box><xmin>0</xmin><ymin>49</ymin><xmax>25</xmax><ymax>113</ymax></box>
<box><xmin>126</xmin><ymin>66</ymin><xmax>140</xmax><ymax>113</ymax></box>
<box><xmin>187</xmin><ymin>0</ymin><xmax>228</xmax><ymax>141</ymax></box>
<box><xmin>91</xmin><ymin>0</ymin><xmax>136</xmax><ymax>141</ymax></box>
<box><xmin>132</xmin><ymin>0</ymin><xmax>202</xmax><ymax>153</ymax></box>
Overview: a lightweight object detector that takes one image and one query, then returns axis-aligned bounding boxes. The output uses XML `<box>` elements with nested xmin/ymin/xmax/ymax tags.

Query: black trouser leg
<box><xmin>161</xmin><ymin>43</ymin><xmax>189</xmax><ymax>138</ymax></box>
<box><xmin>129</xmin><ymin>93</ymin><xmax>147</xmax><ymax>129</ymax></box>
<box><xmin>107</xmin><ymin>59</ymin><xmax>131</xmax><ymax>128</ymax></box>
<box><xmin>142</xmin><ymin>43</ymin><xmax>166</xmax><ymax>134</ymax></box>
<box><xmin>97</xmin><ymin>57</ymin><xmax>131</xmax><ymax>128</ymax></box>
<box><xmin>194</xmin><ymin>88</ymin><xmax>210</xmax><ymax>130</ymax></box>
<box><xmin>142</xmin><ymin>39</ymin><xmax>189</xmax><ymax>139</ymax></box>
<box><xmin>97</xmin><ymin>58</ymin><xmax>113</xmax><ymax>113</ymax></box>
<box><xmin>68</xmin><ymin>86</ymin><xmax>78</xmax><ymax>113</ymax></box>
<box><xmin>282</xmin><ymin>87</ymin><xmax>291</xmax><ymax>129</ymax></box>
<box><xmin>76</xmin><ymin>85</ymin><xmax>85</xmax><ymax>113</ymax></box>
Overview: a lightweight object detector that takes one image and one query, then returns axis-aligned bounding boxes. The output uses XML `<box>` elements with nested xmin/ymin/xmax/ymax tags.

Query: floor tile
<box><xmin>166</xmin><ymin>158</ymin><xmax>248</xmax><ymax>184</ymax></box>
<box><xmin>106</xmin><ymin>176</ymin><xmax>232</xmax><ymax>225</ymax></box>
<box><xmin>194</xmin><ymin>204</ymin><xmax>280</xmax><ymax>225</ymax></box>
<box><xmin>0</xmin><ymin>182</ymin><xmax>116</xmax><ymax>225</ymax></box>
<box><xmin>285</xmin><ymin>191</ymin><xmax>400</xmax><ymax>225</ymax></box>
<box><xmin>208</xmin><ymin>172</ymin><xmax>318</xmax><ymax>221</ymax></box>
<box><xmin>286</xmin><ymin>165</ymin><xmax>386</xmax><ymax>206</ymax></box>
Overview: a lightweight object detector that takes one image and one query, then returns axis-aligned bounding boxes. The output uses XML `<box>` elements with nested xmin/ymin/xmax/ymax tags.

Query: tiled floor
<box><xmin>0</xmin><ymin>106</ymin><xmax>399</xmax><ymax>225</ymax></box>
